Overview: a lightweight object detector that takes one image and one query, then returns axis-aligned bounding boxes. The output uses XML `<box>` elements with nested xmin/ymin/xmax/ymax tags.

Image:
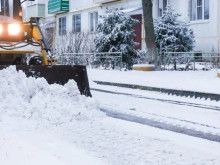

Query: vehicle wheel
<box><xmin>29</xmin><ymin>56</ymin><xmax>43</xmax><ymax>65</ymax></box>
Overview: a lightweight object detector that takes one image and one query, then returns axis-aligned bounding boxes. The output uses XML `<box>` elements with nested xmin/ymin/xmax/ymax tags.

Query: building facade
<box><xmin>22</xmin><ymin>0</ymin><xmax>220</xmax><ymax>53</ymax></box>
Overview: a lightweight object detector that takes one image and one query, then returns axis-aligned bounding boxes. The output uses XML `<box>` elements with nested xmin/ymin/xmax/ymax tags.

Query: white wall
<box><xmin>170</xmin><ymin>0</ymin><xmax>219</xmax><ymax>52</ymax></box>
<box><xmin>24</xmin><ymin>0</ymin><xmax>220</xmax><ymax>52</ymax></box>
<box><xmin>22</xmin><ymin>0</ymin><xmax>48</xmax><ymax>21</ymax></box>
<box><xmin>9</xmin><ymin>0</ymin><xmax>13</xmax><ymax>18</ymax></box>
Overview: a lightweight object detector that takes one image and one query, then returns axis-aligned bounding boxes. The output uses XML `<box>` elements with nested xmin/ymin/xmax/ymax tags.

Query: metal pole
<box><xmin>120</xmin><ymin>52</ymin><xmax>122</xmax><ymax>71</ymax></box>
<box><xmin>209</xmin><ymin>53</ymin><xmax>210</xmax><ymax>69</ymax></box>
<box><xmin>193</xmin><ymin>52</ymin><xmax>195</xmax><ymax>71</ymax></box>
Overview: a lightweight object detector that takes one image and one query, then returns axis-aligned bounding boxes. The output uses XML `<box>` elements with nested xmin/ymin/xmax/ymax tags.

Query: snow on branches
<box><xmin>95</xmin><ymin>9</ymin><xmax>139</xmax><ymax>69</ymax></box>
<box><xmin>154</xmin><ymin>6</ymin><xmax>195</xmax><ymax>55</ymax></box>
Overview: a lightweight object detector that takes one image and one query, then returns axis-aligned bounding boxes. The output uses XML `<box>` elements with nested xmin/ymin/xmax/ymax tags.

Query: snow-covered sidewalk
<box><xmin>88</xmin><ymin>69</ymin><xmax>220</xmax><ymax>94</ymax></box>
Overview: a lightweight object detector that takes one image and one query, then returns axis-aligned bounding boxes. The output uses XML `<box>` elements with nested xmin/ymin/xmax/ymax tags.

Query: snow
<box><xmin>1</xmin><ymin>66</ymin><xmax>220</xmax><ymax>164</ymax></box>
<box><xmin>0</xmin><ymin>66</ymin><xmax>103</xmax><ymax>123</ymax></box>
<box><xmin>0</xmin><ymin>126</ymin><xmax>68</xmax><ymax>165</ymax></box>
<box><xmin>154</xmin><ymin>6</ymin><xmax>195</xmax><ymax>53</ymax></box>
<box><xmin>95</xmin><ymin>9</ymin><xmax>138</xmax><ymax>68</ymax></box>
<box><xmin>0</xmin><ymin>117</ymin><xmax>108</xmax><ymax>165</ymax></box>
<box><xmin>91</xmin><ymin>84</ymin><xmax>220</xmax><ymax>136</ymax></box>
<box><xmin>0</xmin><ymin>66</ymin><xmax>107</xmax><ymax>165</ymax></box>
<box><xmin>88</xmin><ymin>68</ymin><xmax>220</xmax><ymax>94</ymax></box>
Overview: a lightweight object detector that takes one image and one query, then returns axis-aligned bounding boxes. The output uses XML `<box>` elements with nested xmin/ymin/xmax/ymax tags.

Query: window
<box><xmin>204</xmin><ymin>0</ymin><xmax>209</xmax><ymax>19</ymax></box>
<box><xmin>72</xmin><ymin>14</ymin><xmax>81</xmax><ymax>32</ymax></box>
<box><xmin>90</xmin><ymin>12</ymin><xmax>98</xmax><ymax>32</ymax></box>
<box><xmin>158</xmin><ymin>0</ymin><xmax>168</xmax><ymax>17</ymax></box>
<box><xmin>0</xmin><ymin>1</ymin><xmax>1</xmax><ymax>12</ymax></box>
<box><xmin>59</xmin><ymin>17</ymin><xmax>66</xmax><ymax>35</ymax></box>
<box><xmin>190</xmin><ymin>0</ymin><xmax>209</xmax><ymax>21</ymax></box>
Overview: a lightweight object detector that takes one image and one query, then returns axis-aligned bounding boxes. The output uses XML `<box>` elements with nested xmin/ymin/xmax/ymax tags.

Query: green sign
<box><xmin>48</xmin><ymin>0</ymin><xmax>69</xmax><ymax>14</ymax></box>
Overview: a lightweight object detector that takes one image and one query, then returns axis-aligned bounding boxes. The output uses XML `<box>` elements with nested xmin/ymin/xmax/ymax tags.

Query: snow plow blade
<box><xmin>0</xmin><ymin>65</ymin><xmax>92</xmax><ymax>97</ymax></box>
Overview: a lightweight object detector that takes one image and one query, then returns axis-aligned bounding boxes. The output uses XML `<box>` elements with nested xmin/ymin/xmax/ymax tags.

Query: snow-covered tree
<box><xmin>95</xmin><ymin>9</ymin><xmax>138</xmax><ymax>69</ymax></box>
<box><xmin>154</xmin><ymin>6</ymin><xmax>195</xmax><ymax>55</ymax></box>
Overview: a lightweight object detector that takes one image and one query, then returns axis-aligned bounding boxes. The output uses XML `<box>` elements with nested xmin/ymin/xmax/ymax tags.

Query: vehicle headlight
<box><xmin>8</xmin><ymin>24</ymin><xmax>21</xmax><ymax>35</ymax></box>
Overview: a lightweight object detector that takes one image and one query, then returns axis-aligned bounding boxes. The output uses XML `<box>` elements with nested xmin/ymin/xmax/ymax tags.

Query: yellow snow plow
<box><xmin>0</xmin><ymin>1</ymin><xmax>91</xmax><ymax>96</ymax></box>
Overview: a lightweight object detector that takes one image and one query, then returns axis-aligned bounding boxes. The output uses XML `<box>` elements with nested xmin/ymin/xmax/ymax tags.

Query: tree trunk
<box><xmin>142</xmin><ymin>0</ymin><xmax>160</xmax><ymax>70</ymax></box>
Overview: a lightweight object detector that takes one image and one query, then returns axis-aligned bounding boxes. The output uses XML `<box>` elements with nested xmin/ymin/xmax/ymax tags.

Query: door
<box><xmin>131</xmin><ymin>14</ymin><xmax>142</xmax><ymax>50</ymax></box>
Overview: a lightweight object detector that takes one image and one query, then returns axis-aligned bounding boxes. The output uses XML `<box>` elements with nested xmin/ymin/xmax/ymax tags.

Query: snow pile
<box><xmin>0</xmin><ymin>66</ymin><xmax>104</xmax><ymax>125</ymax></box>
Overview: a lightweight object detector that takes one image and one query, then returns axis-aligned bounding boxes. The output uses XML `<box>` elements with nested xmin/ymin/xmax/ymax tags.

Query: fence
<box><xmin>56</xmin><ymin>52</ymin><xmax>123</xmax><ymax>70</ymax></box>
<box><xmin>162</xmin><ymin>52</ymin><xmax>220</xmax><ymax>70</ymax></box>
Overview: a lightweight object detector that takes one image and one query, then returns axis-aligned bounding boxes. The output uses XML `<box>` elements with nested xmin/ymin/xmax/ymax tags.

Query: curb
<box><xmin>94</xmin><ymin>81</ymin><xmax>220</xmax><ymax>101</ymax></box>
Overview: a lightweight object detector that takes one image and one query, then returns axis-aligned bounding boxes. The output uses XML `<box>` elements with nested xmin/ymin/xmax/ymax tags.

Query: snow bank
<box><xmin>0</xmin><ymin>66</ymin><xmax>104</xmax><ymax>125</ymax></box>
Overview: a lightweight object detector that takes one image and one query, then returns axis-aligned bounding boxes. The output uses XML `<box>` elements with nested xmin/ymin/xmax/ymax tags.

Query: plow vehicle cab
<box><xmin>0</xmin><ymin>0</ymin><xmax>91</xmax><ymax>96</ymax></box>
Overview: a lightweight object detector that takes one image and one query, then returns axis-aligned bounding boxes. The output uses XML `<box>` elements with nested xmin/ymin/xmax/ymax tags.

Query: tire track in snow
<box><xmin>91</xmin><ymin>88</ymin><xmax>220</xmax><ymax>142</ymax></box>
<box><xmin>101</xmin><ymin>108</ymin><xmax>220</xmax><ymax>143</ymax></box>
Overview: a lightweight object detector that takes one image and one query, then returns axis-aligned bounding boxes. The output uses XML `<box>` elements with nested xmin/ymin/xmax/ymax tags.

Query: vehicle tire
<box><xmin>29</xmin><ymin>56</ymin><xmax>43</xmax><ymax>65</ymax></box>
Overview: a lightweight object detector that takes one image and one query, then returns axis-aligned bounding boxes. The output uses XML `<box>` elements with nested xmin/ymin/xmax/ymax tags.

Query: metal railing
<box><xmin>162</xmin><ymin>52</ymin><xmax>220</xmax><ymax>70</ymax></box>
<box><xmin>56</xmin><ymin>52</ymin><xmax>123</xmax><ymax>70</ymax></box>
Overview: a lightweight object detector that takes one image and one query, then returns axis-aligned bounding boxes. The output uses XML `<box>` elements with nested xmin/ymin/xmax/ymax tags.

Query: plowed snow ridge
<box><xmin>0</xmin><ymin>66</ymin><xmax>104</xmax><ymax>124</ymax></box>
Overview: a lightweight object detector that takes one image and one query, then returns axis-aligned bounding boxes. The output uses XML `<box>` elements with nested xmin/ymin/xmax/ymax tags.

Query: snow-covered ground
<box><xmin>90</xmin><ymin>83</ymin><xmax>220</xmax><ymax>136</ymax></box>
<box><xmin>1</xmin><ymin>67</ymin><xmax>220</xmax><ymax>164</ymax></box>
<box><xmin>0</xmin><ymin>119</ymin><xmax>107</xmax><ymax>165</ymax></box>
<box><xmin>88</xmin><ymin>69</ymin><xmax>220</xmax><ymax>94</ymax></box>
